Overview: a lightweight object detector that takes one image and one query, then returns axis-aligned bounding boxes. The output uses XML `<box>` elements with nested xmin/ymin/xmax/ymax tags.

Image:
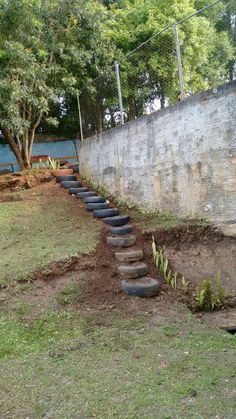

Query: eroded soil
<box><xmin>1</xmin><ymin>175</ymin><xmax>236</xmax><ymax>324</ymax></box>
<box><xmin>149</xmin><ymin>226</ymin><xmax>236</xmax><ymax>294</ymax></box>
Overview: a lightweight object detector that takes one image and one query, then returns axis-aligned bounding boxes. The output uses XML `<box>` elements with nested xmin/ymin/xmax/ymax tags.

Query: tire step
<box><xmin>61</xmin><ymin>181</ymin><xmax>82</xmax><ymax>189</ymax></box>
<box><xmin>76</xmin><ymin>192</ymin><xmax>97</xmax><ymax>199</ymax></box>
<box><xmin>69</xmin><ymin>187</ymin><xmax>88</xmax><ymax>194</ymax></box>
<box><xmin>69</xmin><ymin>163</ymin><xmax>79</xmax><ymax>172</ymax></box>
<box><xmin>121</xmin><ymin>277</ymin><xmax>160</xmax><ymax>298</ymax></box>
<box><xmin>94</xmin><ymin>208</ymin><xmax>119</xmax><ymax>219</ymax></box>
<box><xmin>115</xmin><ymin>248</ymin><xmax>144</xmax><ymax>262</ymax></box>
<box><xmin>106</xmin><ymin>235</ymin><xmax>136</xmax><ymax>247</ymax></box>
<box><xmin>118</xmin><ymin>262</ymin><xmax>147</xmax><ymax>279</ymax></box>
<box><xmin>86</xmin><ymin>203</ymin><xmax>109</xmax><ymax>211</ymax></box>
<box><xmin>83</xmin><ymin>196</ymin><xmax>106</xmax><ymax>204</ymax></box>
<box><xmin>104</xmin><ymin>215</ymin><xmax>130</xmax><ymax>226</ymax></box>
<box><xmin>56</xmin><ymin>175</ymin><xmax>77</xmax><ymax>183</ymax></box>
<box><xmin>109</xmin><ymin>224</ymin><xmax>133</xmax><ymax>235</ymax></box>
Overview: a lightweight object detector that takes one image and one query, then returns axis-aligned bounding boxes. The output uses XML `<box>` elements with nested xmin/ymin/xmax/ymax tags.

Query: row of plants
<box><xmin>81</xmin><ymin>176</ymin><xmax>155</xmax><ymax>210</ymax></box>
<box><xmin>34</xmin><ymin>158</ymin><xmax>61</xmax><ymax>171</ymax></box>
<box><xmin>152</xmin><ymin>236</ymin><xmax>228</xmax><ymax>311</ymax></box>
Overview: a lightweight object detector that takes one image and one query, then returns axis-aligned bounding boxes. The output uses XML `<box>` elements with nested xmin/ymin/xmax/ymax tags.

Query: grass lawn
<box><xmin>0</xmin><ymin>181</ymin><xmax>235</xmax><ymax>418</ymax></box>
<box><xmin>0</xmin><ymin>184</ymin><xmax>101</xmax><ymax>286</ymax></box>
<box><xmin>0</xmin><ymin>297</ymin><xmax>235</xmax><ymax>418</ymax></box>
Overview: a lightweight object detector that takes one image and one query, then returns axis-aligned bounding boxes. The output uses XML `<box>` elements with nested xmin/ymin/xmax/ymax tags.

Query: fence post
<box><xmin>173</xmin><ymin>23</ymin><xmax>185</xmax><ymax>101</ymax></box>
<box><xmin>77</xmin><ymin>92</ymin><xmax>84</xmax><ymax>141</ymax></box>
<box><xmin>114</xmin><ymin>61</ymin><xmax>125</xmax><ymax>125</ymax></box>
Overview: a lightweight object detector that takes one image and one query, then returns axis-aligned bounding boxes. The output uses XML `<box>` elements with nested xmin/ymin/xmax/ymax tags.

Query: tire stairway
<box><xmin>56</xmin><ymin>173</ymin><xmax>160</xmax><ymax>298</ymax></box>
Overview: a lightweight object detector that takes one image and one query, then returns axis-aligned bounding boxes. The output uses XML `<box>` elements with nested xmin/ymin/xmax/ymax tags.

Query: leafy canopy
<box><xmin>0</xmin><ymin>0</ymin><xmax>112</xmax><ymax>167</ymax></box>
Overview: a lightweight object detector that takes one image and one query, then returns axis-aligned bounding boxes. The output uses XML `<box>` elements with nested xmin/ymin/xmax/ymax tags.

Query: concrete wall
<box><xmin>80</xmin><ymin>82</ymin><xmax>236</xmax><ymax>223</ymax></box>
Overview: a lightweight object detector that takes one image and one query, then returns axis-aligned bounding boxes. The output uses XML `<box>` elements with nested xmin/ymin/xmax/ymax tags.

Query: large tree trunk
<box><xmin>22</xmin><ymin>130</ymin><xmax>31</xmax><ymax>169</ymax></box>
<box><xmin>1</xmin><ymin>127</ymin><xmax>26</xmax><ymax>170</ymax></box>
<box><xmin>1</xmin><ymin>112</ymin><xmax>42</xmax><ymax>171</ymax></box>
<box><xmin>1</xmin><ymin>130</ymin><xmax>33</xmax><ymax>171</ymax></box>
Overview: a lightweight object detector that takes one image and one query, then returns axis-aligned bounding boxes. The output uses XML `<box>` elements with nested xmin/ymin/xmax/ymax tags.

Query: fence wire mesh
<box><xmin>119</xmin><ymin>27</ymin><xmax>179</xmax><ymax>122</ymax></box>
<box><xmin>80</xmin><ymin>0</ymin><xmax>236</xmax><ymax>140</ymax></box>
<box><xmin>80</xmin><ymin>69</ymin><xmax>120</xmax><ymax>139</ymax></box>
<box><xmin>178</xmin><ymin>1</ymin><xmax>235</xmax><ymax>96</ymax></box>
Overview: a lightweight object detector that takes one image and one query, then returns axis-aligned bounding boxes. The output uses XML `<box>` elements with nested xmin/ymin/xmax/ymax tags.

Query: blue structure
<box><xmin>0</xmin><ymin>140</ymin><xmax>79</xmax><ymax>171</ymax></box>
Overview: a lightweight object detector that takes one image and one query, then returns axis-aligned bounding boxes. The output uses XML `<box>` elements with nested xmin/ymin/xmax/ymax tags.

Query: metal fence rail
<box><xmin>79</xmin><ymin>0</ymin><xmax>236</xmax><ymax>140</ymax></box>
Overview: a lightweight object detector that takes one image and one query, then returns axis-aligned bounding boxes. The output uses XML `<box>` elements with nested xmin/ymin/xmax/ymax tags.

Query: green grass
<box><xmin>0</xmin><ymin>304</ymin><xmax>235</xmax><ymax>418</ymax></box>
<box><xmin>55</xmin><ymin>283</ymin><xmax>82</xmax><ymax>305</ymax></box>
<box><xmin>128</xmin><ymin>208</ymin><xmax>209</xmax><ymax>232</ymax></box>
<box><xmin>0</xmin><ymin>180</ymin><xmax>234</xmax><ymax>418</ymax></box>
<box><xmin>0</xmin><ymin>188</ymin><xmax>101</xmax><ymax>285</ymax></box>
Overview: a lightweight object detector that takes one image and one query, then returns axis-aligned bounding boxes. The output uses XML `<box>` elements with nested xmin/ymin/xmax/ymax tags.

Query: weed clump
<box><xmin>195</xmin><ymin>273</ymin><xmax>228</xmax><ymax>311</ymax></box>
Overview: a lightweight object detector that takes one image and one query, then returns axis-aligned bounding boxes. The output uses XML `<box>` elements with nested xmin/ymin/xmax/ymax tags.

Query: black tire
<box><xmin>83</xmin><ymin>196</ymin><xmax>106</xmax><ymax>204</ymax></box>
<box><xmin>121</xmin><ymin>277</ymin><xmax>160</xmax><ymax>298</ymax></box>
<box><xmin>69</xmin><ymin>187</ymin><xmax>88</xmax><ymax>194</ymax></box>
<box><xmin>76</xmin><ymin>192</ymin><xmax>97</xmax><ymax>199</ymax></box>
<box><xmin>56</xmin><ymin>175</ymin><xmax>77</xmax><ymax>183</ymax></box>
<box><xmin>109</xmin><ymin>224</ymin><xmax>133</xmax><ymax>235</ymax></box>
<box><xmin>106</xmin><ymin>235</ymin><xmax>136</xmax><ymax>247</ymax></box>
<box><xmin>104</xmin><ymin>215</ymin><xmax>130</xmax><ymax>226</ymax></box>
<box><xmin>86</xmin><ymin>203</ymin><xmax>109</xmax><ymax>211</ymax></box>
<box><xmin>93</xmin><ymin>208</ymin><xmax>119</xmax><ymax>219</ymax></box>
<box><xmin>115</xmin><ymin>248</ymin><xmax>144</xmax><ymax>263</ymax></box>
<box><xmin>70</xmin><ymin>163</ymin><xmax>79</xmax><ymax>172</ymax></box>
<box><xmin>118</xmin><ymin>262</ymin><xmax>147</xmax><ymax>279</ymax></box>
<box><xmin>61</xmin><ymin>181</ymin><xmax>82</xmax><ymax>189</ymax></box>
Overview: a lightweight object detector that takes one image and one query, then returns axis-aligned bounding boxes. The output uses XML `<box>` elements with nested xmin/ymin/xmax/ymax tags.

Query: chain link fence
<box><xmin>79</xmin><ymin>0</ymin><xmax>236</xmax><ymax>140</ymax></box>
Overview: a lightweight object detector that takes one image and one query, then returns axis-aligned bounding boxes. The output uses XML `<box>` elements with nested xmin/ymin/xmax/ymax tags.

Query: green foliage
<box><xmin>214</xmin><ymin>271</ymin><xmax>228</xmax><ymax>309</ymax></box>
<box><xmin>195</xmin><ymin>279</ymin><xmax>214</xmax><ymax>311</ymax></box>
<box><xmin>0</xmin><ymin>0</ymin><xmax>234</xmax><ymax>152</ymax></box>
<box><xmin>80</xmin><ymin>0</ymin><xmax>235</xmax><ymax>136</ymax></box>
<box><xmin>48</xmin><ymin>157</ymin><xmax>60</xmax><ymax>171</ymax></box>
<box><xmin>0</xmin><ymin>0</ymin><xmax>112</xmax><ymax>168</ymax></box>
<box><xmin>195</xmin><ymin>272</ymin><xmax>228</xmax><ymax>311</ymax></box>
<box><xmin>34</xmin><ymin>157</ymin><xmax>60</xmax><ymax>170</ymax></box>
<box><xmin>113</xmin><ymin>197</ymin><xmax>137</xmax><ymax>209</ymax></box>
<box><xmin>152</xmin><ymin>236</ymin><xmax>179</xmax><ymax>289</ymax></box>
<box><xmin>81</xmin><ymin>176</ymin><xmax>111</xmax><ymax>199</ymax></box>
<box><xmin>152</xmin><ymin>236</ymin><xmax>228</xmax><ymax>310</ymax></box>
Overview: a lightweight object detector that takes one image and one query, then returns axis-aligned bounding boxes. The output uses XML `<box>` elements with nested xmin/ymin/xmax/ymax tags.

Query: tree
<box><xmin>82</xmin><ymin>0</ymin><xmax>234</xmax><ymax>128</ymax></box>
<box><xmin>0</xmin><ymin>0</ymin><xmax>110</xmax><ymax>169</ymax></box>
<box><xmin>34</xmin><ymin>0</ymin><xmax>235</xmax><ymax>139</ymax></box>
<box><xmin>107</xmin><ymin>0</ymin><xmax>234</xmax><ymax>109</ymax></box>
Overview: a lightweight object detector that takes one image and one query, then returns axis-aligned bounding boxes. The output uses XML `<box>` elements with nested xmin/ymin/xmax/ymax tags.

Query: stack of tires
<box><xmin>55</xmin><ymin>171</ymin><xmax>160</xmax><ymax>298</ymax></box>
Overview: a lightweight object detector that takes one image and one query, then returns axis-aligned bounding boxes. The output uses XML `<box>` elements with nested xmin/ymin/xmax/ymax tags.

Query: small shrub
<box><xmin>34</xmin><ymin>158</ymin><xmax>60</xmax><ymax>170</ymax></box>
<box><xmin>213</xmin><ymin>271</ymin><xmax>228</xmax><ymax>309</ymax></box>
<box><xmin>195</xmin><ymin>279</ymin><xmax>213</xmax><ymax>311</ymax></box>
<box><xmin>194</xmin><ymin>273</ymin><xmax>227</xmax><ymax>311</ymax></box>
